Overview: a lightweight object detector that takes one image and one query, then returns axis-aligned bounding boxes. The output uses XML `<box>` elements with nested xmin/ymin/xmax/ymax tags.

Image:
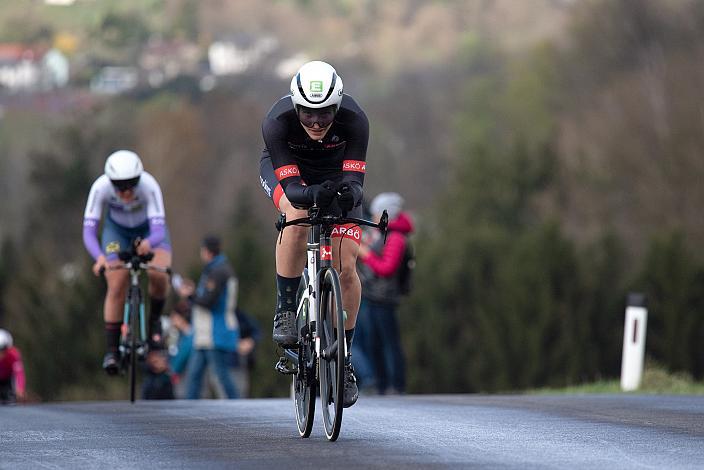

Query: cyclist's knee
<box><xmin>105</xmin><ymin>271</ymin><xmax>127</xmax><ymax>296</ymax></box>
<box><xmin>283</xmin><ymin>224</ymin><xmax>307</xmax><ymax>244</ymax></box>
<box><xmin>148</xmin><ymin>271</ymin><xmax>169</xmax><ymax>292</ymax></box>
<box><xmin>106</xmin><ymin>284</ymin><xmax>127</xmax><ymax>302</ymax></box>
<box><xmin>338</xmin><ymin>263</ymin><xmax>359</xmax><ymax>284</ymax></box>
<box><xmin>279</xmin><ymin>194</ymin><xmax>307</xmax><ymax>218</ymax></box>
<box><xmin>151</xmin><ymin>249</ymin><xmax>172</xmax><ymax>267</ymax></box>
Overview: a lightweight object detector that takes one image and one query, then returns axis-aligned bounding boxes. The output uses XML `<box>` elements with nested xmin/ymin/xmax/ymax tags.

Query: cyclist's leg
<box><xmin>101</xmin><ymin>220</ymin><xmax>130</xmax><ymax>323</ymax></box>
<box><xmin>331</xmin><ymin>224</ymin><xmax>362</xmax><ymax>331</ymax></box>
<box><xmin>102</xmin><ymin>267</ymin><xmax>128</xmax><ymax>372</ymax></box>
<box><xmin>332</xmin><ymin>221</ymin><xmax>362</xmax><ymax>407</ymax></box>
<box><xmin>101</xmin><ymin>218</ymin><xmax>131</xmax><ymax>368</ymax></box>
<box><xmin>137</xmin><ymin>222</ymin><xmax>172</xmax><ymax>346</ymax></box>
<box><xmin>146</xmin><ymin>247</ymin><xmax>172</xmax><ymax>345</ymax></box>
<box><xmin>272</xmin><ymin>194</ymin><xmax>308</xmax><ymax>344</ymax></box>
<box><xmin>103</xmin><ymin>268</ymin><xmax>129</xmax><ymax>322</ymax></box>
<box><xmin>276</xmin><ymin>194</ymin><xmax>308</xmax><ymax>277</ymax></box>
<box><xmin>260</xmin><ymin>155</ymin><xmax>307</xmax><ymax>344</ymax></box>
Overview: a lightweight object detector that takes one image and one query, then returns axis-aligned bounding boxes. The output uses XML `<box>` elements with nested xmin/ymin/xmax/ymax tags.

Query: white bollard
<box><xmin>620</xmin><ymin>293</ymin><xmax>648</xmax><ymax>392</ymax></box>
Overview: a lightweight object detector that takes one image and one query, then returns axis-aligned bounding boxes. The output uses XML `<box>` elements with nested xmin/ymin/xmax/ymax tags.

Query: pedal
<box><xmin>275</xmin><ymin>357</ymin><xmax>296</xmax><ymax>375</ymax></box>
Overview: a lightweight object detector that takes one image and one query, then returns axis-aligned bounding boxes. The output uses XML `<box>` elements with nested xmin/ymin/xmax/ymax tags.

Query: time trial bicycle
<box><xmin>275</xmin><ymin>203</ymin><xmax>387</xmax><ymax>441</ymax></box>
<box><xmin>102</xmin><ymin>240</ymin><xmax>170</xmax><ymax>403</ymax></box>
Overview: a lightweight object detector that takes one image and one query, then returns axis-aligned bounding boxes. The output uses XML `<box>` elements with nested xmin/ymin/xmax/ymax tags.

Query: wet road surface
<box><xmin>1</xmin><ymin>394</ymin><xmax>703</xmax><ymax>469</ymax></box>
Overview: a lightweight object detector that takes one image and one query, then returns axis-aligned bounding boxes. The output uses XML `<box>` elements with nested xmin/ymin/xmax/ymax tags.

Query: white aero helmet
<box><xmin>104</xmin><ymin>150</ymin><xmax>143</xmax><ymax>183</ymax></box>
<box><xmin>0</xmin><ymin>329</ymin><xmax>12</xmax><ymax>350</ymax></box>
<box><xmin>290</xmin><ymin>60</ymin><xmax>344</xmax><ymax>111</ymax></box>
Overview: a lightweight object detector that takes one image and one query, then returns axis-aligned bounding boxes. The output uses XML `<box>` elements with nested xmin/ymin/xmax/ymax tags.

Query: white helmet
<box><xmin>0</xmin><ymin>329</ymin><xmax>12</xmax><ymax>350</ymax></box>
<box><xmin>104</xmin><ymin>150</ymin><xmax>143</xmax><ymax>182</ymax></box>
<box><xmin>290</xmin><ymin>61</ymin><xmax>344</xmax><ymax>111</ymax></box>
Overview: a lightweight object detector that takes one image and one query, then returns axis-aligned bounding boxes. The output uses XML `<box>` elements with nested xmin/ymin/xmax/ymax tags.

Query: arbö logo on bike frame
<box><xmin>331</xmin><ymin>225</ymin><xmax>361</xmax><ymax>241</ymax></box>
<box><xmin>321</xmin><ymin>245</ymin><xmax>333</xmax><ymax>261</ymax></box>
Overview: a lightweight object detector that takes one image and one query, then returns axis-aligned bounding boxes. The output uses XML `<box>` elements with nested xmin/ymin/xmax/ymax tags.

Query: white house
<box><xmin>208</xmin><ymin>35</ymin><xmax>278</xmax><ymax>76</ymax></box>
<box><xmin>0</xmin><ymin>45</ymin><xmax>41</xmax><ymax>92</ymax></box>
<box><xmin>90</xmin><ymin>66</ymin><xmax>138</xmax><ymax>95</ymax></box>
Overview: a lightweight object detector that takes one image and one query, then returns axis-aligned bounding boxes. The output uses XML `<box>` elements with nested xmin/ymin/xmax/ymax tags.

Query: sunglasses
<box><xmin>111</xmin><ymin>176</ymin><xmax>140</xmax><ymax>192</ymax></box>
<box><xmin>297</xmin><ymin>105</ymin><xmax>336</xmax><ymax>129</ymax></box>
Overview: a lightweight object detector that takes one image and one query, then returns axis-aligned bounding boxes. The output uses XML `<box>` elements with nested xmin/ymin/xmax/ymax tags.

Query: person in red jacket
<box><xmin>355</xmin><ymin>193</ymin><xmax>413</xmax><ymax>394</ymax></box>
<box><xmin>0</xmin><ymin>329</ymin><xmax>26</xmax><ymax>404</ymax></box>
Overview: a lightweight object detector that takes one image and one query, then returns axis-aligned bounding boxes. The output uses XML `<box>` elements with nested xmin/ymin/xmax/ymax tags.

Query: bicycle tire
<box><xmin>294</xmin><ymin>274</ymin><xmax>316</xmax><ymax>437</ymax></box>
<box><xmin>128</xmin><ymin>287</ymin><xmax>140</xmax><ymax>403</ymax></box>
<box><xmin>318</xmin><ymin>267</ymin><xmax>345</xmax><ymax>441</ymax></box>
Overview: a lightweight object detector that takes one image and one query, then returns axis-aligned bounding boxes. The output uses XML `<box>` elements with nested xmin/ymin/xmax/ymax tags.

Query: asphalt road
<box><xmin>1</xmin><ymin>394</ymin><xmax>703</xmax><ymax>469</ymax></box>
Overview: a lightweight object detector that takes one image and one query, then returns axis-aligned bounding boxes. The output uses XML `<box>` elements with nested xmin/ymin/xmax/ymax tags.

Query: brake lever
<box><xmin>276</xmin><ymin>213</ymin><xmax>286</xmax><ymax>232</ymax></box>
<box><xmin>380</xmin><ymin>210</ymin><xmax>389</xmax><ymax>244</ymax></box>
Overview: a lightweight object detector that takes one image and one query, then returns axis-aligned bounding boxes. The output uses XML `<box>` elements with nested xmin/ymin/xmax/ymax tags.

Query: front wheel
<box><xmin>128</xmin><ymin>288</ymin><xmax>141</xmax><ymax>403</ymax></box>
<box><xmin>318</xmin><ymin>267</ymin><xmax>345</xmax><ymax>441</ymax></box>
<box><xmin>294</xmin><ymin>274</ymin><xmax>316</xmax><ymax>437</ymax></box>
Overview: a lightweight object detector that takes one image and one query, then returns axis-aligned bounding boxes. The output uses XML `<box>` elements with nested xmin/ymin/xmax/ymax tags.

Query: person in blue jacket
<box><xmin>177</xmin><ymin>235</ymin><xmax>240</xmax><ymax>399</ymax></box>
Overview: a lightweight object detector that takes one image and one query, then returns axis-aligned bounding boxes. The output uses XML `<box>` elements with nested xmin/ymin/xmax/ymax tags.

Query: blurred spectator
<box><xmin>141</xmin><ymin>348</ymin><xmax>175</xmax><ymax>400</ymax></box>
<box><xmin>232</xmin><ymin>308</ymin><xmax>260</xmax><ymax>398</ymax></box>
<box><xmin>212</xmin><ymin>308</ymin><xmax>260</xmax><ymax>398</ymax></box>
<box><xmin>177</xmin><ymin>235</ymin><xmax>240</xmax><ymax>399</ymax></box>
<box><xmin>0</xmin><ymin>329</ymin><xmax>26</xmax><ymax>404</ymax></box>
<box><xmin>167</xmin><ymin>300</ymin><xmax>193</xmax><ymax>398</ymax></box>
<box><xmin>354</xmin><ymin>193</ymin><xmax>414</xmax><ymax>394</ymax></box>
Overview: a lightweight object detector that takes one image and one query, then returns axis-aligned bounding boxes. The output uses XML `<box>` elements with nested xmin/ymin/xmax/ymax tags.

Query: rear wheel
<box><xmin>294</xmin><ymin>274</ymin><xmax>316</xmax><ymax>437</ymax></box>
<box><xmin>318</xmin><ymin>267</ymin><xmax>345</xmax><ymax>441</ymax></box>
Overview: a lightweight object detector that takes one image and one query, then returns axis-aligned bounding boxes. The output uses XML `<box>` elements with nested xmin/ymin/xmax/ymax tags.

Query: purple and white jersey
<box><xmin>82</xmin><ymin>172</ymin><xmax>166</xmax><ymax>260</ymax></box>
<box><xmin>84</xmin><ymin>172</ymin><xmax>165</xmax><ymax>226</ymax></box>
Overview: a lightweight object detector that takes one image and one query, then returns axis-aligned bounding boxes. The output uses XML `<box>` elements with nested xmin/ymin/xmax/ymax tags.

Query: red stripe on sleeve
<box><xmin>275</xmin><ymin>164</ymin><xmax>301</xmax><ymax>181</ymax></box>
<box><xmin>342</xmin><ymin>160</ymin><xmax>366</xmax><ymax>173</ymax></box>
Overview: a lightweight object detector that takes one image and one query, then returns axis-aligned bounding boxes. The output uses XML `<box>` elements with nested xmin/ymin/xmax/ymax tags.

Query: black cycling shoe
<box><xmin>343</xmin><ymin>359</ymin><xmax>359</xmax><ymax>408</ymax></box>
<box><xmin>102</xmin><ymin>351</ymin><xmax>120</xmax><ymax>376</ymax></box>
<box><xmin>272</xmin><ymin>310</ymin><xmax>297</xmax><ymax>345</ymax></box>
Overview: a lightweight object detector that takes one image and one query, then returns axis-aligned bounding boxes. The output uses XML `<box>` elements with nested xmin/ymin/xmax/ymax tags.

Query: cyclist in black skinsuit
<box><xmin>259</xmin><ymin>60</ymin><xmax>369</xmax><ymax>407</ymax></box>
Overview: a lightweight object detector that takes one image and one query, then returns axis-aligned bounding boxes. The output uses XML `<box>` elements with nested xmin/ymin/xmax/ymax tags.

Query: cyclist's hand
<box><xmin>136</xmin><ymin>238</ymin><xmax>152</xmax><ymax>256</ymax></box>
<box><xmin>336</xmin><ymin>185</ymin><xmax>355</xmax><ymax>213</ymax></box>
<box><xmin>306</xmin><ymin>180</ymin><xmax>336</xmax><ymax>207</ymax></box>
<box><xmin>92</xmin><ymin>255</ymin><xmax>108</xmax><ymax>277</ymax></box>
<box><xmin>238</xmin><ymin>337</ymin><xmax>256</xmax><ymax>355</ymax></box>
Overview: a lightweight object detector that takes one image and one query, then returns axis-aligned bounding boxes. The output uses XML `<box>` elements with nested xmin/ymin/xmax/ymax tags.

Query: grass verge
<box><xmin>528</xmin><ymin>362</ymin><xmax>704</xmax><ymax>395</ymax></box>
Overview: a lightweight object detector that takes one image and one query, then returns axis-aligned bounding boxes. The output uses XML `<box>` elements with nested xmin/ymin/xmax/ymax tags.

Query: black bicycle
<box><xmin>275</xmin><ymin>205</ymin><xmax>387</xmax><ymax>441</ymax></box>
<box><xmin>103</xmin><ymin>242</ymin><xmax>170</xmax><ymax>403</ymax></box>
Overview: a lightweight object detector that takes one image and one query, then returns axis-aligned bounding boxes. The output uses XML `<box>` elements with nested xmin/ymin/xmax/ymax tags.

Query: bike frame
<box><xmin>307</xmin><ymin>224</ymin><xmax>343</xmax><ymax>359</ymax></box>
<box><xmin>278</xmin><ymin>206</ymin><xmax>388</xmax><ymax>440</ymax></box>
<box><xmin>120</xmin><ymin>262</ymin><xmax>147</xmax><ymax>359</ymax></box>
<box><xmin>105</xmin><ymin>247</ymin><xmax>170</xmax><ymax>403</ymax></box>
<box><xmin>280</xmin><ymin>209</ymin><xmax>386</xmax><ymax>370</ymax></box>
